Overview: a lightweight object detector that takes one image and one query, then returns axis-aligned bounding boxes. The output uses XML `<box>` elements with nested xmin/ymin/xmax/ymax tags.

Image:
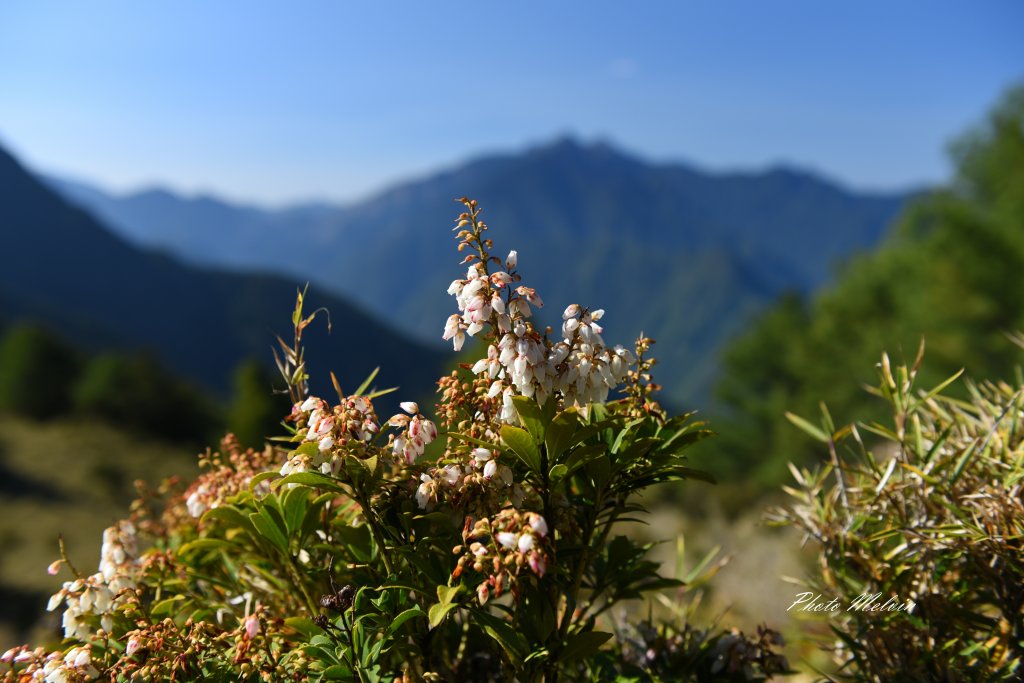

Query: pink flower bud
<box><xmin>530</xmin><ymin>515</ymin><xmax>549</xmax><ymax>537</ymax></box>
<box><xmin>528</xmin><ymin>551</ymin><xmax>546</xmax><ymax>577</ymax></box>
<box><xmin>422</xmin><ymin>420</ymin><xmax>437</xmax><ymax>442</ymax></box>
<box><xmin>496</xmin><ymin>532</ymin><xmax>517</xmax><ymax>549</ymax></box>
<box><xmin>47</xmin><ymin>560</ymin><xmax>62</xmax><ymax>576</ymax></box>
<box><xmin>244</xmin><ymin>614</ymin><xmax>260</xmax><ymax>640</ymax></box>
<box><xmin>505</xmin><ymin>251</ymin><xmax>517</xmax><ymax>271</ymax></box>
<box><xmin>400</xmin><ymin>401</ymin><xmax>419</xmax><ymax>415</ymax></box>
<box><xmin>518</xmin><ymin>534</ymin><xmax>535</xmax><ymax>553</ymax></box>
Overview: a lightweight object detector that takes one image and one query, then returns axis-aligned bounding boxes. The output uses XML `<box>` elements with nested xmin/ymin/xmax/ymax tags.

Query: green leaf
<box><xmin>563</xmin><ymin>443</ymin><xmax>606</xmax><ymax>477</ymax></box>
<box><xmin>177</xmin><ymin>538</ymin><xmax>230</xmax><ymax>556</ymax></box>
<box><xmin>544</xmin><ymin>410</ymin><xmax>579</xmax><ymax>462</ymax></box>
<box><xmin>548</xmin><ymin>463</ymin><xmax>568</xmax><ymax>482</ymax></box>
<box><xmin>249</xmin><ymin>470</ymin><xmax>280</xmax><ymax>491</ymax></box>
<box><xmin>586</xmin><ymin>453</ymin><xmax>611</xmax><ymax>490</ymax></box>
<box><xmin>202</xmin><ymin>506</ymin><xmax>258</xmax><ymax>535</ymax></box>
<box><xmin>352</xmin><ymin>367</ymin><xmax>380</xmax><ymax>397</ymax></box>
<box><xmin>275</xmin><ymin>471</ymin><xmax>348</xmax><ymax>494</ymax></box>
<box><xmin>558</xmin><ymin>630</ymin><xmax>612</xmax><ymax>662</ymax></box>
<box><xmin>500</xmin><ymin>424</ymin><xmax>541</xmax><ymax>473</ymax></box>
<box><xmin>334</xmin><ymin>524</ymin><xmax>374</xmax><ymax>564</ymax></box>
<box><xmin>285</xmin><ymin>616</ymin><xmax>326</xmax><ymax>638</ymax></box>
<box><xmin>300</xmin><ymin>492</ymin><xmax>331</xmax><ymax>541</ymax></box>
<box><xmin>250</xmin><ymin>508</ymin><xmax>289</xmax><ymax>554</ymax></box>
<box><xmin>428</xmin><ymin>585</ymin><xmax>461</xmax><ymax>629</ymax></box>
<box><xmin>320</xmin><ymin>664</ymin><xmax>354</xmax><ymax>680</ymax></box>
<box><xmin>151</xmin><ymin>595</ymin><xmax>186</xmax><ymax>617</ymax></box>
<box><xmin>511</xmin><ymin>395</ymin><xmax>547</xmax><ymax>442</ymax></box>
<box><xmin>785</xmin><ymin>411</ymin><xmax>830</xmax><ymax>443</ymax></box>
<box><xmin>658</xmin><ymin>426</ymin><xmax>714</xmax><ymax>455</ymax></box>
<box><xmin>471</xmin><ymin>609</ymin><xmax>529</xmax><ymax>664</ymax></box>
<box><xmin>292</xmin><ymin>441</ymin><xmax>321</xmax><ymax>458</ymax></box>
<box><xmin>358</xmin><ymin>454</ymin><xmax>379</xmax><ymax>475</ymax></box>
<box><xmin>448</xmin><ymin>432</ymin><xmax>499</xmax><ymax>449</ymax></box>
<box><xmin>281</xmin><ymin>486</ymin><xmax>310</xmax><ymax>536</ymax></box>
<box><xmin>950</xmin><ymin>441</ymin><xmax>979</xmax><ymax>485</ymax></box>
<box><xmin>666</xmin><ymin>466</ymin><xmax>716</xmax><ymax>484</ymax></box>
<box><xmin>386</xmin><ymin>607</ymin><xmax>427</xmax><ymax>636</ymax></box>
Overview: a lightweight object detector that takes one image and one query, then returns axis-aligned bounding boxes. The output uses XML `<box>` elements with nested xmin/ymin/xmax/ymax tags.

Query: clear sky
<box><xmin>1</xmin><ymin>2</ymin><xmax>1022</xmax><ymax>205</ymax></box>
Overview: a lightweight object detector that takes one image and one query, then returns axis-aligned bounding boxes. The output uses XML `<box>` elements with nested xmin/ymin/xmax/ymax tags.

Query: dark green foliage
<box><xmin>73</xmin><ymin>353</ymin><xmax>217</xmax><ymax>443</ymax></box>
<box><xmin>227</xmin><ymin>359</ymin><xmax>289</xmax><ymax>448</ymax></box>
<box><xmin>0</xmin><ymin>324</ymin><xmax>80</xmax><ymax>419</ymax></box>
<box><xmin>712</xmin><ymin>84</ymin><xmax>1024</xmax><ymax>486</ymax></box>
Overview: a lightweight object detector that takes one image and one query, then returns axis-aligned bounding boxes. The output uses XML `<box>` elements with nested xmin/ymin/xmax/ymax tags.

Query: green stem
<box><xmin>339</xmin><ymin>608</ymin><xmax>371</xmax><ymax>683</ymax></box>
<box><xmin>287</xmin><ymin>555</ymin><xmax>320</xmax><ymax>616</ymax></box>
<box><xmin>354</xmin><ymin>483</ymin><xmax>394</xmax><ymax>577</ymax></box>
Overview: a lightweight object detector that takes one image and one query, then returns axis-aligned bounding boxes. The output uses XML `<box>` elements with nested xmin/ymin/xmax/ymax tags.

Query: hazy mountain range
<box><xmin>42</xmin><ymin>138</ymin><xmax>913</xmax><ymax>407</ymax></box>
<box><xmin>0</xmin><ymin>146</ymin><xmax>446</xmax><ymax>401</ymax></box>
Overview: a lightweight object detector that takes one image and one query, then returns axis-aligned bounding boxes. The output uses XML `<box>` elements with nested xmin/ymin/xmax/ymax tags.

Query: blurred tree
<box><xmin>227</xmin><ymin>359</ymin><xmax>288</xmax><ymax>448</ymax></box>
<box><xmin>710</xmin><ymin>83</ymin><xmax>1024</xmax><ymax>487</ymax></box>
<box><xmin>0</xmin><ymin>324</ymin><xmax>80</xmax><ymax>419</ymax></box>
<box><xmin>73</xmin><ymin>353</ymin><xmax>217</xmax><ymax>443</ymax></box>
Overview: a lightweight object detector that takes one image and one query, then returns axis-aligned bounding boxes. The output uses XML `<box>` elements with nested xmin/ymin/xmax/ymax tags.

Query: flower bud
<box><xmin>244</xmin><ymin>614</ymin><xmax>260</xmax><ymax>640</ymax></box>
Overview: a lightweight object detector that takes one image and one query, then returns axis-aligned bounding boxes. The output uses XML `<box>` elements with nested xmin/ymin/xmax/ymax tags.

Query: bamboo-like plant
<box><xmin>773</xmin><ymin>343</ymin><xmax>1024</xmax><ymax>681</ymax></box>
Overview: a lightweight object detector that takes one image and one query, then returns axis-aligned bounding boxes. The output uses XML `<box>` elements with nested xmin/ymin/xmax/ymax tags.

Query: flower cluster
<box><xmin>467</xmin><ymin>301</ymin><xmax>633</xmax><ymax>417</ymax></box>
<box><xmin>181</xmin><ymin>435</ymin><xmax>279</xmax><ymax>519</ymax></box>
<box><xmin>415</xmin><ymin>446</ymin><xmax>521</xmax><ymax>511</ymax></box>
<box><xmin>453</xmin><ymin>510</ymin><xmax>550</xmax><ymax>604</ymax></box>
<box><xmin>2</xmin><ymin>644</ymin><xmax>98</xmax><ymax>683</ymax></box>
<box><xmin>388</xmin><ymin>401</ymin><xmax>438</xmax><ymax>465</ymax></box>
<box><xmin>47</xmin><ymin>521</ymin><xmax>138</xmax><ymax>641</ymax></box>
<box><xmin>279</xmin><ymin>394</ymin><xmax>380</xmax><ymax>477</ymax></box>
<box><xmin>444</xmin><ymin>201</ymin><xmax>635</xmax><ymax>419</ymax></box>
<box><xmin>550</xmin><ymin>305</ymin><xmax>634</xmax><ymax>406</ymax></box>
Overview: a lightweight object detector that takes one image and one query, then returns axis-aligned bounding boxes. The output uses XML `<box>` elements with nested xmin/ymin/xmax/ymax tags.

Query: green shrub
<box><xmin>773</xmin><ymin>345</ymin><xmax>1024</xmax><ymax>681</ymax></box>
<box><xmin>2</xmin><ymin>200</ymin><xmax>788</xmax><ymax>682</ymax></box>
<box><xmin>72</xmin><ymin>353</ymin><xmax>216</xmax><ymax>443</ymax></box>
<box><xmin>0</xmin><ymin>324</ymin><xmax>80</xmax><ymax>419</ymax></box>
<box><xmin>227</xmin><ymin>359</ymin><xmax>289</xmax><ymax>449</ymax></box>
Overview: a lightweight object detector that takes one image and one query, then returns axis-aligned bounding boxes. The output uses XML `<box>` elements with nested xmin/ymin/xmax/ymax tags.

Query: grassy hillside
<box><xmin>0</xmin><ymin>416</ymin><xmax>196</xmax><ymax>648</ymax></box>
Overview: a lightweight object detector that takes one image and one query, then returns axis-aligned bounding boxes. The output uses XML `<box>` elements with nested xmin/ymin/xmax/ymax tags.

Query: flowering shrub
<box><xmin>3</xmin><ymin>199</ymin><xmax>788</xmax><ymax>682</ymax></box>
<box><xmin>773</xmin><ymin>345</ymin><xmax>1024</xmax><ymax>681</ymax></box>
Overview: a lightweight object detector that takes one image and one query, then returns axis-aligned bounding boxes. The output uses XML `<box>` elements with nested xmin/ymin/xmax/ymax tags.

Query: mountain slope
<box><xmin>1</xmin><ymin>146</ymin><xmax>446</xmax><ymax>402</ymax></box>
<box><xmin>44</xmin><ymin>139</ymin><xmax>912</xmax><ymax>406</ymax></box>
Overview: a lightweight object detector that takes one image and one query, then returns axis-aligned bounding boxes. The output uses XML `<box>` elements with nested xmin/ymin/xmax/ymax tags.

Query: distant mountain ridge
<box><xmin>43</xmin><ymin>138</ymin><xmax>914</xmax><ymax>406</ymax></box>
<box><xmin>0</xmin><ymin>145</ymin><xmax>446</xmax><ymax>402</ymax></box>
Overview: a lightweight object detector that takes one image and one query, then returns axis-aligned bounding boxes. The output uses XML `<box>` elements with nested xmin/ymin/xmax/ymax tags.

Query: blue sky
<box><xmin>1</xmin><ymin>2</ymin><xmax>1021</xmax><ymax>205</ymax></box>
